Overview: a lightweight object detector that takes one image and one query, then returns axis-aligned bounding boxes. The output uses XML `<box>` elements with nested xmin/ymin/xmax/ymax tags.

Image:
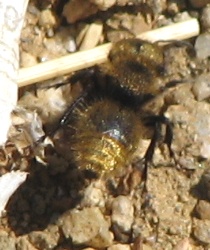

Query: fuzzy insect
<box><xmin>53</xmin><ymin>39</ymin><xmax>173</xmax><ymax>178</ymax></box>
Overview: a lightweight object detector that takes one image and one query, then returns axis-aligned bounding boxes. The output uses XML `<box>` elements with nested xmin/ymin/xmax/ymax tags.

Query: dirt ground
<box><xmin>1</xmin><ymin>0</ymin><xmax>210</xmax><ymax>249</ymax></box>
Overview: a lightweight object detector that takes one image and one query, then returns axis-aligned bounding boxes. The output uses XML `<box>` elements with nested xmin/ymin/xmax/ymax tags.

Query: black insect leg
<box><xmin>140</xmin><ymin>123</ymin><xmax>162</xmax><ymax>227</ymax></box>
<box><xmin>141</xmin><ymin>116</ymin><xmax>173</xmax><ymax>224</ymax></box>
<box><xmin>141</xmin><ymin>115</ymin><xmax>174</xmax><ymax>191</ymax></box>
<box><xmin>59</xmin><ymin>94</ymin><xmax>86</xmax><ymax>126</ymax></box>
<box><xmin>163</xmin><ymin>117</ymin><xmax>174</xmax><ymax>158</ymax></box>
<box><xmin>142</xmin><ymin>122</ymin><xmax>162</xmax><ymax>183</ymax></box>
<box><xmin>144</xmin><ymin>115</ymin><xmax>174</xmax><ymax>159</ymax></box>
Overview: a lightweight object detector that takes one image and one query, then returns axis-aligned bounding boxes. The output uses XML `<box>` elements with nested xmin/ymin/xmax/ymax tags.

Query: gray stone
<box><xmin>195</xmin><ymin>33</ymin><xmax>210</xmax><ymax>60</ymax></box>
<box><xmin>193</xmin><ymin>219</ymin><xmax>210</xmax><ymax>244</ymax></box>
<box><xmin>111</xmin><ymin>195</ymin><xmax>134</xmax><ymax>233</ymax></box>
<box><xmin>192</xmin><ymin>73</ymin><xmax>210</xmax><ymax>101</ymax></box>
<box><xmin>28</xmin><ymin>228</ymin><xmax>59</xmax><ymax>250</ymax></box>
<box><xmin>201</xmin><ymin>5</ymin><xmax>210</xmax><ymax>31</ymax></box>
<box><xmin>165</xmin><ymin>83</ymin><xmax>210</xmax><ymax>161</ymax></box>
<box><xmin>189</xmin><ymin>0</ymin><xmax>210</xmax><ymax>8</ymax></box>
<box><xmin>81</xmin><ymin>182</ymin><xmax>105</xmax><ymax>207</ymax></box>
<box><xmin>0</xmin><ymin>236</ymin><xmax>16</xmax><ymax>250</ymax></box>
<box><xmin>16</xmin><ymin>236</ymin><xmax>37</xmax><ymax>250</ymax></box>
<box><xmin>107</xmin><ymin>243</ymin><xmax>131</xmax><ymax>250</ymax></box>
<box><xmin>195</xmin><ymin>200</ymin><xmax>210</xmax><ymax>220</ymax></box>
<box><xmin>57</xmin><ymin>207</ymin><xmax>113</xmax><ymax>248</ymax></box>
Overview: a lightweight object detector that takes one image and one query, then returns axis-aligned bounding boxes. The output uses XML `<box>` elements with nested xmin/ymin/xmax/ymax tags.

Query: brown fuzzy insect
<box><xmin>53</xmin><ymin>39</ymin><xmax>173</xmax><ymax>177</ymax></box>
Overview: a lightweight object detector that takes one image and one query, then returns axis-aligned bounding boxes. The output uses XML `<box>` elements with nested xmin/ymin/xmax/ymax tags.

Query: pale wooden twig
<box><xmin>18</xmin><ymin>18</ymin><xmax>199</xmax><ymax>87</ymax></box>
<box><xmin>18</xmin><ymin>18</ymin><xmax>200</xmax><ymax>88</ymax></box>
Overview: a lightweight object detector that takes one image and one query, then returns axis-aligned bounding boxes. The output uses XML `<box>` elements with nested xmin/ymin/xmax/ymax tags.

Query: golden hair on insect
<box><xmin>53</xmin><ymin>38</ymin><xmax>174</xmax><ymax>178</ymax></box>
<box><xmin>53</xmin><ymin>96</ymin><xmax>152</xmax><ymax>176</ymax></box>
<box><xmin>103</xmin><ymin>39</ymin><xmax>166</xmax><ymax>98</ymax></box>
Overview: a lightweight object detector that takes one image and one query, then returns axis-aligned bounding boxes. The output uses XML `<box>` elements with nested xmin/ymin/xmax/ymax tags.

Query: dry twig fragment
<box><xmin>0</xmin><ymin>171</ymin><xmax>28</xmax><ymax>215</ymax></box>
<box><xmin>18</xmin><ymin>18</ymin><xmax>200</xmax><ymax>88</ymax></box>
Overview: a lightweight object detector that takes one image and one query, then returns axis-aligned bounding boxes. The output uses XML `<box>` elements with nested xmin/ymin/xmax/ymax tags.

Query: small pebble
<box><xmin>194</xmin><ymin>33</ymin><xmax>210</xmax><ymax>59</ymax></box>
<box><xmin>167</xmin><ymin>1</ymin><xmax>186</xmax><ymax>15</ymax></box>
<box><xmin>198</xmin><ymin>168</ymin><xmax>210</xmax><ymax>200</ymax></box>
<box><xmin>64</xmin><ymin>36</ymin><xmax>77</xmax><ymax>53</ymax></box>
<box><xmin>192</xmin><ymin>73</ymin><xmax>210</xmax><ymax>101</ymax></box>
<box><xmin>57</xmin><ymin>207</ymin><xmax>113</xmax><ymax>248</ymax></box>
<box><xmin>90</xmin><ymin>0</ymin><xmax>116</xmax><ymax>10</ymax></box>
<box><xmin>43</xmin><ymin>36</ymin><xmax>69</xmax><ymax>57</ymax></box>
<box><xmin>173</xmin><ymin>11</ymin><xmax>192</xmax><ymax>23</ymax></box>
<box><xmin>173</xmin><ymin>238</ymin><xmax>191</xmax><ymax>250</ymax></box>
<box><xmin>189</xmin><ymin>0</ymin><xmax>210</xmax><ymax>8</ymax></box>
<box><xmin>81</xmin><ymin>183</ymin><xmax>105</xmax><ymax>207</ymax></box>
<box><xmin>193</xmin><ymin>219</ymin><xmax>210</xmax><ymax>244</ymax></box>
<box><xmin>63</xmin><ymin>0</ymin><xmax>98</xmax><ymax>23</ymax></box>
<box><xmin>20</xmin><ymin>51</ymin><xmax>38</xmax><ymax>68</ymax></box>
<box><xmin>0</xmin><ymin>236</ymin><xmax>16</xmax><ymax>250</ymax></box>
<box><xmin>201</xmin><ymin>5</ymin><xmax>210</xmax><ymax>31</ymax></box>
<box><xmin>142</xmin><ymin>245</ymin><xmax>153</xmax><ymax>250</ymax></box>
<box><xmin>195</xmin><ymin>200</ymin><xmax>210</xmax><ymax>220</ymax></box>
<box><xmin>111</xmin><ymin>196</ymin><xmax>134</xmax><ymax>233</ymax></box>
<box><xmin>79</xmin><ymin>22</ymin><xmax>103</xmax><ymax>51</ymax></box>
<box><xmin>16</xmin><ymin>236</ymin><xmax>38</xmax><ymax>250</ymax></box>
<box><xmin>107</xmin><ymin>243</ymin><xmax>131</xmax><ymax>250</ymax></box>
<box><xmin>39</xmin><ymin>9</ymin><xmax>57</xmax><ymax>29</ymax></box>
<box><xmin>28</xmin><ymin>229</ymin><xmax>59</xmax><ymax>250</ymax></box>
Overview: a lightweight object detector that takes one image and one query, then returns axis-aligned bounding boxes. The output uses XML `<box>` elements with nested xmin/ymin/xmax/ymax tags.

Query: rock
<box><xmin>192</xmin><ymin>73</ymin><xmax>210</xmax><ymax>101</ymax></box>
<box><xmin>106</xmin><ymin>13</ymin><xmax>150</xmax><ymax>42</ymax></box>
<box><xmin>195</xmin><ymin>200</ymin><xmax>210</xmax><ymax>220</ymax></box>
<box><xmin>107</xmin><ymin>243</ymin><xmax>131</xmax><ymax>250</ymax></box>
<box><xmin>201</xmin><ymin>5</ymin><xmax>210</xmax><ymax>31</ymax></box>
<box><xmin>43</xmin><ymin>28</ymin><xmax>76</xmax><ymax>57</ymax></box>
<box><xmin>64</xmin><ymin>36</ymin><xmax>77</xmax><ymax>53</ymax></box>
<box><xmin>167</xmin><ymin>1</ymin><xmax>186</xmax><ymax>15</ymax></box>
<box><xmin>195</xmin><ymin>33</ymin><xmax>210</xmax><ymax>60</ymax></box>
<box><xmin>111</xmin><ymin>196</ymin><xmax>134</xmax><ymax>233</ymax></box>
<box><xmin>165</xmin><ymin>83</ymin><xmax>210</xmax><ymax>161</ymax></box>
<box><xmin>16</xmin><ymin>236</ymin><xmax>38</xmax><ymax>250</ymax></box>
<box><xmin>81</xmin><ymin>182</ymin><xmax>105</xmax><ymax>207</ymax></box>
<box><xmin>79</xmin><ymin>22</ymin><xmax>103</xmax><ymax>51</ymax></box>
<box><xmin>57</xmin><ymin>207</ymin><xmax>113</xmax><ymax>248</ymax></box>
<box><xmin>193</xmin><ymin>219</ymin><xmax>210</xmax><ymax>244</ymax></box>
<box><xmin>198</xmin><ymin>168</ymin><xmax>210</xmax><ymax>201</ymax></box>
<box><xmin>173</xmin><ymin>11</ymin><xmax>192</xmax><ymax>23</ymax></box>
<box><xmin>90</xmin><ymin>0</ymin><xmax>116</xmax><ymax>10</ymax></box>
<box><xmin>28</xmin><ymin>228</ymin><xmax>60</xmax><ymax>250</ymax></box>
<box><xmin>63</xmin><ymin>0</ymin><xmax>98</xmax><ymax>23</ymax></box>
<box><xmin>20</xmin><ymin>51</ymin><xmax>38</xmax><ymax>67</ymax></box>
<box><xmin>189</xmin><ymin>0</ymin><xmax>210</xmax><ymax>8</ymax></box>
<box><xmin>0</xmin><ymin>235</ymin><xmax>16</xmax><ymax>250</ymax></box>
<box><xmin>173</xmin><ymin>238</ymin><xmax>191</xmax><ymax>250</ymax></box>
<box><xmin>38</xmin><ymin>9</ymin><xmax>57</xmax><ymax>30</ymax></box>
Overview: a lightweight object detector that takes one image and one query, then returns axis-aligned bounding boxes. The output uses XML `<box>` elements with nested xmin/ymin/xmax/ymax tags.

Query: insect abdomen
<box><xmin>54</xmin><ymin>97</ymin><xmax>143</xmax><ymax>176</ymax></box>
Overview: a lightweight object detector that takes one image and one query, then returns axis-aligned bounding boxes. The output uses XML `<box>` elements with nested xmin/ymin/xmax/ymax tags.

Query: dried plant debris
<box><xmin>0</xmin><ymin>172</ymin><xmax>28</xmax><ymax>215</ymax></box>
<box><xmin>3</xmin><ymin>0</ymin><xmax>210</xmax><ymax>249</ymax></box>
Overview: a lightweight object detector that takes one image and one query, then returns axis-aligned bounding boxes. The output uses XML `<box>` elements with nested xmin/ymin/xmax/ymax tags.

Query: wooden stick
<box><xmin>18</xmin><ymin>18</ymin><xmax>200</xmax><ymax>88</ymax></box>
